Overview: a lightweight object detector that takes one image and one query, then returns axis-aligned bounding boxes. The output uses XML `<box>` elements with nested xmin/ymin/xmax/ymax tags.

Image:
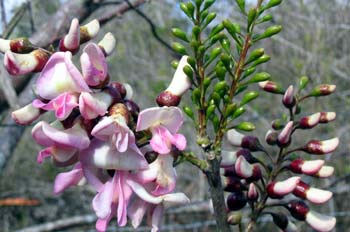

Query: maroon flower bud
<box><xmin>310</xmin><ymin>84</ymin><xmax>336</xmax><ymax>97</ymax></box>
<box><xmin>267</xmin><ymin>177</ymin><xmax>300</xmax><ymax>199</ymax></box>
<box><xmin>235</xmin><ymin>156</ymin><xmax>261</xmax><ymax>180</ymax></box>
<box><xmin>319</xmin><ymin>112</ymin><xmax>336</xmax><ymax>123</ymax></box>
<box><xmin>299</xmin><ymin>112</ymin><xmax>321</xmax><ymax>129</ymax></box>
<box><xmin>109</xmin><ymin>82</ymin><xmax>127</xmax><ymax>99</ymax></box>
<box><xmin>271</xmin><ymin>213</ymin><xmax>297</xmax><ymax>232</ymax></box>
<box><xmin>222</xmin><ymin>176</ymin><xmax>245</xmax><ymax>192</ymax></box>
<box><xmin>287</xmin><ymin>200</ymin><xmax>309</xmax><ymax>221</ymax></box>
<box><xmin>302</xmin><ymin>138</ymin><xmax>339</xmax><ymax>155</ymax></box>
<box><xmin>222</xmin><ymin>166</ymin><xmax>236</xmax><ymax>176</ymax></box>
<box><xmin>289</xmin><ymin>159</ymin><xmax>324</xmax><ymax>175</ymax></box>
<box><xmin>293</xmin><ymin>180</ymin><xmax>332</xmax><ymax>204</ymax></box>
<box><xmin>259</xmin><ymin>80</ymin><xmax>284</xmax><ymax>94</ymax></box>
<box><xmin>0</xmin><ymin>37</ymin><xmax>34</xmax><ymax>53</ymax></box>
<box><xmin>59</xmin><ymin>18</ymin><xmax>80</xmax><ymax>54</ymax></box>
<box><xmin>283</xmin><ymin>85</ymin><xmax>296</xmax><ymax>108</ymax></box>
<box><xmin>277</xmin><ymin>121</ymin><xmax>293</xmax><ymax>147</ymax></box>
<box><xmin>265</xmin><ymin>130</ymin><xmax>278</xmax><ymax>145</ymax></box>
<box><xmin>104</xmin><ymin>85</ymin><xmax>122</xmax><ymax>104</ymax></box>
<box><xmin>226</xmin><ymin>191</ymin><xmax>247</xmax><ymax>211</ymax></box>
<box><xmin>237</xmin><ymin>149</ymin><xmax>258</xmax><ymax>163</ymax></box>
<box><xmin>156</xmin><ymin>91</ymin><xmax>182</xmax><ymax>106</ymax></box>
<box><xmin>227</xmin><ymin>129</ymin><xmax>264</xmax><ymax>151</ymax></box>
<box><xmin>247</xmin><ymin>183</ymin><xmax>259</xmax><ymax>201</ymax></box>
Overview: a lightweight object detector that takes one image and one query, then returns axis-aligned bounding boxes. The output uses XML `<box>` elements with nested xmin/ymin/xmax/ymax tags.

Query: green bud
<box><xmin>299</xmin><ymin>76</ymin><xmax>309</xmax><ymax>90</ymax></box>
<box><xmin>232</xmin><ymin>106</ymin><xmax>246</xmax><ymax>119</ymax></box>
<box><xmin>206</xmin><ymin>104</ymin><xmax>216</xmax><ymax>119</ymax></box>
<box><xmin>271</xmin><ymin>119</ymin><xmax>285</xmax><ymax>130</ymax></box>
<box><xmin>195</xmin><ymin>0</ymin><xmax>202</xmax><ymax>8</ymax></box>
<box><xmin>209</xmin><ymin>23</ymin><xmax>224</xmax><ymax>37</ymax></box>
<box><xmin>223</xmin><ymin>19</ymin><xmax>240</xmax><ymax>38</ymax></box>
<box><xmin>265</xmin><ymin>0</ymin><xmax>283</xmax><ymax>9</ymax></box>
<box><xmin>223</xmin><ymin>94</ymin><xmax>231</xmax><ymax>104</ymax></box>
<box><xmin>187</xmin><ymin>56</ymin><xmax>196</xmax><ymax>69</ymax></box>
<box><xmin>191</xmin><ymin>88</ymin><xmax>201</xmax><ymax>104</ymax></box>
<box><xmin>210</xmin><ymin>47</ymin><xmax>222</xmax><ymax>60</ymax></box>
<box><xmin>309</xmin><ymin>84</ymin><xmax>336</xmax><ymax>97</ymax></box>
<box><xmin>209</xmin><ymin>33</ymin><xmax>225</xmax><ymax>46</ymax></box>
<box><xmin>235</xmin><ymin>0</ymin><xmax>245</xmax><ymax>13</ymax></box>
<box><xmin>220</xmin><ymin>38</ymin><xmax>231</xmax><ymax>53</ymax></box>
<box><xmin>200</xmin><ymin>10</ymin><xmax>209</xmax><ymax>22</ymax></box>
<box><xmin>260</xmin><ymin>14</ymin><xmax>273</xmax><ymax>23</ymax></box>
<box><xmin>211</xmin><ymin>92</ymin><xmax>221</xmax><ymax>106</ymax></box>
<box><xmin>204</xmin><ymin>77</ymin><xmax>211</xmax><ymax>90</ymax></box>
<box><xmin>254</xmin><ymin>25</ymin><xmax>282</xmax><ymax>41</ymax></box>
<box><xmin>203</xmin><ymin>0</ymin><xmax>216</xmax><ymax>11</ymax></box>
<box><xmin>235</xmin><ymin>85</ymin><xmax>248</xmax><ymax>96</ymax></box>
<box><xmin>215</xmin><ymin>64</ymin><xmax>226</xmax><ymax>81</ymax></box>
<box><xmin>198</xmin><ymin>45</ymin><xmax>206</xmax><ymax>56</ymax></box>
<box><xmin>183</xmin><ymin>65</ymin><xmax>193</xmax><ymax>80</ymax></box>
<box><xmin>180</xmin><ymin>3</ymin><xmax>193</xmax><ymax>19</ymax></box>
<box><xmin>240</xmin><ymin>91</ymin><xmax>259</xmax><ymax>106</ymax></box>
<box><xmin>241</xmin><ymin>67</ymin><xmax>256</xmax><ymax>80</ymax></box>
<box><xmin>183</xmin><ymin>106</ymin><xmax>194</xmax><ymax>119</ymax></box>
<box><xmin>246</xmin><ymin>48</ymin><xmax>264</xmax><ymax>64</ymax></box>
<box><xmin>252</xmin><ymin>55</ymin><xmax>270</xmax><ymax>66</ymax></box>
<box><xmin>236</xmin><ymin>122</ymin><xmax>255</xmax><ymax>131</ymax></box>
<box><xmin>249</xmin><ymin>72</ymin><xmax>270</xmax><ymax>83</ymax></box>
<box><xmin>247</xmin><ymin>8</ymin><xmax>257</xmax><ymax>30</ymax></box>
<box><xmin>171</xmin><ymin>60</ymin><xmax>179</xmax><ymax>69</ymax></box>
<box><xmin>224</xmin><ymin>103</ymin><xmax>237</xmax><ymax>118</ymax></box>
<box><xmin>171</xmin><ymin>28</ymin><xmax>189</xmax><ymax>42</ymax></box>
<box><xmin>212</xmin><ymin>115</ymin><xmax>220</xmax><ymax>132</ymax></box>
<box><xmin>186</xmin><ymin>2</ymin><xmax>195</xmax><ymax>16</ymax></box>
<box><xmin>203</xmin><ymin>12</ymin><xmax>217</xmax><ymax>28</ymax></box>
<box><xmin>192</xmin><ymin>26</ymin><xmax>201</xmax><ymax>40</ymax></box>
<box><xmin>214</xmin><ymin>81</ymin><xmax>229</xmax><ymax>96</ymax></box>
<box><xmin>172</xmin><ymin>42</ymin><xmax>187</xmax><ymax>55</ymax></box>
<box><xmin>220</xmin><ymin>54</ymin><xmax>232</xmax><ymax>70</ymax></box>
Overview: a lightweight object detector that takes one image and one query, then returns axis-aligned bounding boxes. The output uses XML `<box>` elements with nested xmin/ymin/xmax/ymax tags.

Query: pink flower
<box><xmin>79</xmin><ymin>91</ymin><xmax>113</xmax><ymax>120</ymax></box>
<box><xmin>80</xmin><ymin>43</ymin><xmax>108</xmax><ymax>87</ymax></box>
<box><xmin>136</xmin><ymin>107</ymin><xmax>186</xmax><ymax>154</ymax></box>
<box><xmin>12</xmin><ymin>103</ymin><xmax>43</xmax><ymax>125</ymax></box>
<box><xmin>32</xmin><ymin>120</ymin><xmax>90</xmax><ymax>165</ymax></box>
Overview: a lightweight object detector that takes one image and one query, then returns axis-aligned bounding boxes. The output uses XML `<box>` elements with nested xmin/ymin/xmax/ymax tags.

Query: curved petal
<box><xmin>53</xmin><ymin>163</ymin><xmax>83</xmax><ymax>194</ymax></box>
<box><xmin>128</xmin><ymin>198</ymin><xmax>149</xmax><ymax>229</ymax></box>
<box><xmin>12</xmin><ymin>103</ymin><xmax>42</xmax><ymax>125</ymax></box>
<box><xmin>151</xmin><ymin>205</ymin><xmax>164</xmax><ymax>232</ymax></box>
<box><xmin>117</xmin><ymin>172</ymin><xmax>133</xmax><ymax>226</ymax></box>
<box><xmin>92</xmin><ymin>175</ymin><xmax>116</xmax><ymax>219</ymax></box>
<box><xmin>151</xmin><ymin>155</ymin><xmax>176</xmax><ymax>196</ymax></box>
<box><xmin>150</xmin><ymin>126</ymin><xmax>172</xmax><ymax>155</ymax></box>
<box><xmin>37</xmin><ymin>147</ymin><xmax>52</xmax><ymax>164</ymax></box>
<box><xmin>136</xmin><ymin>107</ymin><xmax>183</xmax><ymax>133</ymax></box>
<box><xmin>79</xmin><ymin>91</ymin><xmax>112</xmax><ymax>120</ymax></box>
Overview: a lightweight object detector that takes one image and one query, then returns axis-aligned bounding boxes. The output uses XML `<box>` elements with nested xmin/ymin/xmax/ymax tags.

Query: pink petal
<box><xmin>126</xmin><ymin>179</ymin><xmax>163</xmax><ymax>204</ymax></box>
<box><xmin>80</xmin><ymin>43</ymin><xmax>108</xmax><ymax>86</ymax></box>
<box><xmin>36</xmin><ymin>52</ymin><xmax>90</xmax><ymax>99</ymax></box>
<box><xmin>32</xmin><ymin>121</ymin><xmax>54</xmax><ymax>147</ymax></box>
<box><xmin>171</xmin><ymin>133</ymin><xmax>187</xmax><ymax>151</ymax></box>
<box><xmin>306</xmin><ymin>210</ymin><xmax>336</xmax><ymax>232</ymax></box>
<box><xmin>91</xmin><ymin>117</ymin><xmax>116</xmax><ymax>141</ymax></box>
<box><xmin>53</xmin><ymin>163</ymin><xmax>83</xmax><ymax>194</ymax></box>
<box><xmin>301</xmin><ymin>160</ymin><xmax>324</xmax><ymax>175</ymax></box>
<box><xmin>79</xmin><ymin>91</ymin><xmax>112</xmax><ymax>120</ymax></box>
<box><xmin>61</xmin><ymin>18</ymin><xmax>80</xmax><ymax>51</ymax></box>
<box><xmin>220</xmin><ymin>150</ymin><xmax>238</xmax><ymax>168</ymax></box>
<box><xmin>165</xmin><ymin>55</ymin><xmax>191</xmax><ymax>96</ymax></box>
<box><xmin>151</xmin><ymin>205</ymin><xmax>164</xmax><ymax>232</ymax></box>
<box><xmin>273</xmin><ymin>177</ymin><xmax>301</xmax><ymax>195</ymax></box>
<box><xmin>150</xmin><ymin>126</ymin><xmax>172</xmax><ymax>155</ymax></box>
<box><xmin>306</xmin><ymin>188</ymin><xmax>333</xmax><ymax>204</ymax></box>
<box><xmin>162</xmin><ymin>193</ymin><xmax>190</xmax><ymax>205</ymax></box>
<box><xmin>128</xmin><ymin>198</ymin><xmax>149</xmax><ymax>228</ymax></box>
<box><xmin>117</xmin><ymin>172</ymin><xmax>133</xmax><ymax>226</ymax></box>
<box><xmin>4</xmin><ymin>50</ymin><xmax>38</xmax><ymax>75</ymax></box>
<box><xmin>235</xmin><ymin>156</ymin><xmax>253</xmax><ymax>178</ymax></box>
<box><xmin>37</xmin><ymin>147</ymin><xmax>52</xmax><ymax>164</ymax></box>
<box><xmin>136</xmin><ymin>107</ymin><xmax>184</xmax><ymax>133</ymax></box>
<box><xmin>12</xmin><ymin>103</ymin><xmax>42</xmax><ymax>125</ymax></box>
<box><xmin>151</xmin><ymin>155</ymin><xmax>177</xmax><ymax>196</ymax></box>
<box><xmin>227</xmin><ymin>129</ymin><xmax>244</xmax><ymax>147</ymax></box>
<box><xmin>92</xmin><ymin>175</ymin><xmax>116</xmax><ymax>219</ymax></box>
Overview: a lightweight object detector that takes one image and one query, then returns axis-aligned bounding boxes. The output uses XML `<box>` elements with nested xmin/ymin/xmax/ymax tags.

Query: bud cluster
<box><xmin>4</xmin><ymin>18</ymin><xmax>190</xmax><ymax>232</ymax></box>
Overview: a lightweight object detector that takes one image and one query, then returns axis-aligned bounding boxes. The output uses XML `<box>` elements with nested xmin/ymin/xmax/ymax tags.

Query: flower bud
<box><xmin>235</xmin><ymin>156</ymin><xmax>261</xmax><ymax>180</ymax></box>
<box><xmin>266</xmin><ymin>176</ymin><xmax>300</xmax><ymax>199</ymax></box>
<box><xmin>247</xmin><ymin>183</ymin><xmax>258</xmax><ymax>201</ymax></box>
<box><xmin>226</xmin><ymin>191</ymin><xmax>247</xmax><ymax>211</ymax></box>
<box><xmin>98</xmin><ymin>32</ymin><xmax>116</xmax><ymax>56</ymax></box>
<box><xmin>11</xmin><ymin>103</ymin><xmax>44</xmax><ymax>125</ymax></box>
<box><xmin>109</xmin><ymin>82</ymin><xmax>126</xmax><ymax>99</ymax></box>
<box><xmin>254</xmin><ymin>25</ymin><xmax>282</xmax><ymax>41</ymax></box>
<box><xmin>310</xmin><ymin>84</ymin><xmax>336</xmax><ymax>97</ymax></box>
<box><xmin>222</xmin><ymin>165</ymin><xmax>236</xmax><ymax>176</ymax></box>
<box><xmin>240</xmin><ymin>91</ymin><xmax>259</xmax><ymax>106</ymax></box>
<box><xmin>302</xmin><ymin>138</ymin><xmax>339</xmax><ymax>155</ymax></box>
<box><xmin>314</xmin><ymin>166</ymin><xmax>334</xmax><ymax>178</ymax></box>
<box><xmin>265</xmin><ymin>130</ymin><xmax>278</xmax><ymax>145</ymax></box>
<box><xmin>123</xmin><ymin>83</ymin><xmax>133</xmax><ymax>100</ymax></box>
<box><xmin>287</xmin><ymin>200</ymin><xmax>309</xmax><ymax>221</ymax></box>
<box><xmin>289</xmin><ymin>159</ymin><xmax>324</xmax><ymax>175</ymax></box>
<box><xmin>227</xmin><ymin>211</ymin><xmax>242</xmax><ymax>225</ymax></box>
<box><xmin>236</xmin><ymin>121</ymin><xmax>255</xmax><ymax>132</ymax></box>
<box><xmin>293</xmin><ymin>180</ymin><xmax>332</xmax><ymax>204</ymax></box>
<box><xmin>271</xmin><ymin>213</ymin><xmax>298</xmax><ymax>232</ymax></box>
<box><xmin>171</xmin><ymin>28</ymin><xmax>189</xmax><ymax>42</ymax></box>
<box><xmin>259</xmin><ymin>81</ymin><xmax>284</xmax><ymax>94</ymax></box>
<box><xmin>299</xmin><ymin>76</ymin><xmax>309</xmax><ymax>90</ymax></box>
<box><xmin>319</xmin><ymin>112</ymin><xmax>336</xmax><ymax>123</ymax></box>
<box><xmin>248</xmin><ymin>72</ymin><xmax>270</xmax><ymax>83</ymax></box>
<box><xmin>271</xmin><ymin>119</ymin><xmax>285</xmax><ymax>130</ymax></box>
<box><xmin>0</xmin><ymin>37</ymin><xmax>34</xmax><ymax>53</ymax></box>
<box><xmin>124</xmin><ymin>99</ymin><xmax>140</xmax><ymax>121</ymax></box>
<box><xmin>282</xmin><ymin>85</ymin><xmax>296</xmax><ymax>108</ymax></box>
<box><xmin>156</xmin><ymin>56</ymin><xmax>192</xmax><ymax>107</ymax></box>
<box><xmin>172</xmin><ymin>42</ymin><xmax>187</xmax><ymax>55</ymax></box>
<box><xmin>299</xmin><ymin>112</ymin><xmax>321</xmax><ymax>129</ymax></box>
<box><xmin>277</xmin><ymin>121</ymin><xmax>293</xmax><ymax>147</ymax></box>
<box><xmin>221</xmin><ymin>175</ymin><xmax>245</xmax><ymax>192</ymax></box>
<box><xmin>246</xmin><ymin>48</ymin><xmax>264</xmax><ymax>64</ymax></box>
<box><xmin>80</xmin><ymin>19</ymin><xmax>100</xmax><ymax>44</ymax></box>
<box><xmin>59</xmin><ymin>18</ymin><xmax>80</xmax><ymax>54</ymax></box>
<box><xmin>108</xmin><ymin>103</ymin><xmax>130</xmax><ymax>125</ymax></box>
<box><xmin>4</xmin><ymin>49</ymin><xmax>50</xmax><ymax>75</ymax></box>
<box><xmin>227</xmin><ymin>129</ymin><xmax>264</xmax><ymax>151</ymax></box>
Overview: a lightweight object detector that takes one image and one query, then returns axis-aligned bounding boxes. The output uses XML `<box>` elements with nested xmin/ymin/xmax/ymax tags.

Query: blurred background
<box><xmin>0</xmin><ymin>0</ymin><xmax>349</xmax><ymax>231</ymax></box>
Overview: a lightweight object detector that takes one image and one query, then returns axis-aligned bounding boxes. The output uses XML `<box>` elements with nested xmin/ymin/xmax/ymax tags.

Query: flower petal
<box><xmin>79</xmin><ymin>91</ymin><xmax>112</xmax><ymax>119</ymax></box>
<box><xmin>53</xmin><ymin>163</ymin><xmax>83</xmax><ymax>194</ymax></box>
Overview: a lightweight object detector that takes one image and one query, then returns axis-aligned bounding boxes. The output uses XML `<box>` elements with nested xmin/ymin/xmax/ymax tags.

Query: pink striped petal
<box><xmin>79</xmin><ymin>91</ymin><xmax>112</xmax><ymax>119</ymax></box>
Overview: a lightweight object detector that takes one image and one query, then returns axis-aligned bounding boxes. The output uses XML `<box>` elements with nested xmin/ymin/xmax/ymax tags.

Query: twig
<box><xmin>0</xmin><ymin>0</ymin><xmax>7</xmax><ymax>31</ymax></box>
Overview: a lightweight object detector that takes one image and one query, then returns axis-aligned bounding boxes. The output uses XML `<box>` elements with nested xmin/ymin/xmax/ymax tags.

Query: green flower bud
<box><xmin>232</xmin><ymin>107</ymin><xmax>246</xmax><ymax>119</ymax></box>
<box><xmin>246</xmin><ymin>48</ymin><xmax>264</xmax><ymax>64</ymax></box>
<box><xmin>203</xmin><ymin>12</ymin><xmax>217</xmax><ymax>28</ymax></box>
<box><xmin>240</xmin><ymin>91</ymin><xmax>259</xmax><ymax>106</ymax></box>
<box><xmin>220</xmin><ymin>38</ymin><xmax>231</xmax><ymax>53</ymax></box>
<box><xmin>249</xmin><ymin>72</ymin><xmax>270</xmax><ymax>83</ymax></box>
<box><xmin>187</xmin><ymin>56</ymin><xmax>196</xmax><ymax>69</ymax></box>
<box><xmin>309</xmin><ymin>84</ymin><xmax>336</xmax><ymax>97</ymax></box>
<box><xmin>236</xmin><ymin>122</ymin><xmax>255</xmax><ymax>131</ymax></box>
<box><xmin>172</xmin><ymin>42</ymin><xmax>187</xmax><ymax>55</ymax></box>
<box><xmin>206</xmin><ymin>104</ymin><xmax>216</xmax><ymax>119</ymax></box>
<box><xmin>272</xmin><ymin>119</ymin><xmax>285</xmax><ymax>130</ymax></box>
<box><xmin>220</xmin><ymin>54</ymin><xmax>232</xmax><ymax>70</ymax></box>
<box><xmin>190</xmin><ymin>40</ymin><xmax>200</xmax><ymax>52</ymax></box>
<box><xmin>200</xmin><ymin>10</ymin><xmax>209</xmax><ymax>22</ymax></box>
<box><xmin>235</xmin><ymin>0</ymin><xmax>245</xmax><ymax>13</ymax></box>
<box><xmin>235</xmin><ymin>85</ymin><xmax>248</xmax><ymax>96</ymax></box>
<box><xmin>183</xmin><ymin>65</ymin><xmax>194</xmax><ymax>80</ymax></box>
<box><xmin>227</xmin><ymin>211</ymin><xmax>242</xmax><ymax>225</ymax></box>
<box><xmin>204</xmin><ymin>77</ymin><xmax>211</xmax><ymax>90</ymax></box>
<box><xmin>215</xmin><ymin>64</ymin><xmax>226</xmax><ymax>80</ymax></box>
<box><xmin>214</xmin><ymin>81</ymin><xmax>229</xmax><ymax>96</ymax></box>
<box><xmin>171</xmin><ymin>60</ymin><xmax>179</xmax><ymax>69</ymax></box>
<box><xmin>210</xmin><ymin>47</ymin><xmax>222</xmax><ymax>60</ymax></box>
<box><xmin>191</xmin><ymin>88</ymin><xmax>201</xmax><ymax>104</ymax></box>
<box><xmin>171</xmin><ymin>28</ymin><xmax>189</xmax><ymax>42</ymax></box>
<box><xmin>247</xmin><ymin>8</ymin><xmax>257</xmax><ymax>30</ymax></box>
<box><xmin>183</xmin><ymin>106</ymin><xmax>194</xmax><ymax>119</ymax></box>
<box><xmin>242</xmin><ymin>67</ymin><xmax>256</xmax><ymax>80</ymax></box>
<box><xmin>195</xmin><ymin>0</ymin><xmax>202</xmax><ymax>7</ymax></box>
<box><xmin>209</xmin><ymin>33</ymin><xmax>225</xmax><ymax>46</ymax></box>
<box><xmin>265</xmin><ymin>0</ymin><xmax>283</xmax><ymax>9</ymax></box>
<box><xmin>254</xmin><ymin>25</ymin><xmax>282</xmax><ymax>41</ymax></box>
<box><xmin>180</xmin><ymin>3</ymin><xmax>192</xmax><ymax>19</ymax></box>
<box><xmin>209</xmin><ymin>23</ymin><xmax>225</xmax><ymax>37</ymax></box>
<box><xmin>252</xmin><ymin>54</ymin><xmax>270</xmax><ymax>66</ymax></box>
<box><xmin>224</xmin><ymin>103</ymin><xmax>237</xmax><ymax>118</ymax></box>
<box><xmin>203</xmin><ymin>0</ymin><xmax>216</xmax><ymax>11</ymax></box>
<box><xmin>259</xmin><ymin>14</ymin><xmax>273</xmax><ymax>23</ymax></box>
<box><xmin>192</xmin><ymin>26</ymin><xmax>201</xmax><ymax>40</ymax></box>
<box><xmin>211</xmin><ymin>92</ymin><xmax>221</xmax><ymax>106</ymax></box>
<box><xmin>212</xmin><ymin>115</ymin><xmax>220</xmax><ymax>131</ymax></box>
<box><xmin>186</xmin><ymin>2</ymin><xmax>195</xmax><ymax>16</ymax></box>
<box><xmin>299</xmin><ymin>76</ymin><xmax>309</xmax><ymax>90</ymax></box>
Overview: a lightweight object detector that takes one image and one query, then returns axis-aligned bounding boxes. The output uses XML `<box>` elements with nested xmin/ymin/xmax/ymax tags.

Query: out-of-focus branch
<box><xmin>0</xmin><ymin>0</ymin><xmax>7</xmax><ymax>31</ymax></box>
<box><xmin>1</xmin><ymin>3</ymin><xmax>27</xmax><ymax>39</ymax></box>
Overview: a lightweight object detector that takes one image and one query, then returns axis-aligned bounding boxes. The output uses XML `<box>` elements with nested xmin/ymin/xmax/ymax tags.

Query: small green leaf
<box><xmin>212</xmin><ymin>115</ymin><xmax>220</xmax><ymax>132</ymax></box>
<box><xmin>235</xmin><ymin>0</ymin><xmax>246</xmax><ymax>13</ymax></box>
<box><xmin>203</xmin><ymin>0</ymin><xmax>216</xmax><ymax>11</ymax></box>
<box><xmin>240</xmin><ymin>91</ymin><xmax>259</xmax><ymax>105</ymax></box>
<box><xmin>204</xmin><ymin>77</ymin><xmax>211</xmax><ymax>91</ymax></box>
<box><xmin>200</xmin><ymin>10</ymin><xmax>209</xmax><ymax>22</ymax></box>
<box><xmin>171</xmin><ymin>28</ymin><xmax>189</xmax><ymax>42</ymax></box>
<box><xmin>192</xmin><ymin>26</ymin><xmax>201</xmax><ymax>40</ymax></box>
<box><xmin>172</xmin><ymin>42</ymin><xmax>187</xmax><ymax>55</ymax></box>
<box><xmin>209</xmin><ymin>23</ymin><xmax>224</xmax><ymax>37</ymax></box>
<box><xmin>183</xmin><ymin>106</ymin><xmax>194</xmax><ymax>120</ymax></box>
<box><xmin>252</xmin><ymin>55</ymin><xmax>270</xmax><ymax>67</ymax></box>
<box><xmin>248</xmin><ymin>72</ymin><xmax>271</xmax><ymax>83</ymax></box>
<box><xmin>245</xmin><ymin>48</ymin><xmax>264</xmax><ymax>64</ymax></box>
<box><xmin>259</xmin><ymin>14</ymin><xmax>273</xmax><ymax>23</ymax></box>
<box><xmin>236</xmin><ymin>122</ymin><xmax>255</xmax><ymax>131</ymax></box>
<box><xmin>254</xmin><ymin>25</ymin><xmax>282</xmax><ymax>41</ymax></box>
<box><xmin>247</xmin><ymin>8</ymin><xmax>257</xmax><ymax>31</ymax></box>
<box><xmin>203</xmin><ymin>12</ymin><xmax>217</xmax><ymax>28</ymax></box>
<box><xmin>265</xmin><ymin>0</ymin><xmax>283</xmax><ymax>10</ymax></box>
<box><xmin>180</xmin><ymin>3</ymin><xmax>193</xmax><ymax>19</ymax></box>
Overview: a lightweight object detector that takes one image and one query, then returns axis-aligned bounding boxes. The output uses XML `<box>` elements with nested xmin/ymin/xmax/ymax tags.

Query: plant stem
<box><xmin>205</xmin><ymin>153</ymin><xmax>231</xmax><ymax>232</ymax></box>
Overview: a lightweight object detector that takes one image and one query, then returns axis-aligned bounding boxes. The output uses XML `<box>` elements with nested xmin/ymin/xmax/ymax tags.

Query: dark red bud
<box><xmin>266</xmin><ymin>182</ymin><xmax>283</xmax><ymax>199</ymax></box>
<box><xmin>227</xmin><ymin>192</ymin><xmax>247</xmax><ymax>211</ymax></box>
<box><xmin>237</xmin><ymin>149</ymin><xmax>258</xmax><ymax>164</ymax></box>
<box><xmin>156</xmin><ymin>91</ymin><xmax>181</xmax><ymax>107</ymax></box>
<box><xmin>10</xmin><ymin>38</ymin><xmax>34</xmax><ymax>53</ymax></box>
<box><xmin>223</xmin><ymin>176</ymin><xmax>245</xmax><ymax>192</ymax></box>
<box><xmin>223</xmin><ymin>166</ymin><xmax>236</xmax><ymax>176</ymax></box>
<box><xmin>289</xmin><ymin>159</ymin><xmax>304</xmax><ymax>174</ymax></box>
<box><xmin>104</xmin><ymin>85</ymin><xmax>122</xmax><ymax>104</ymax></box>
<box><xmin>287</xmin><ymin>200</ymin><xmax>309</xmax><ymax>221</ymax></box>
<box><xmin>32</xmin><ymin>49</ymin><xmax>50</xmax><ymax>72</ymax></box>
<box><xmin>271</xmin><ymin>213</ymin><xmax>289</xmax><ymax>230</ymax></box>
<box><xmin>109</xmin><ymin>82</ymin><xmax>127</xmax><ymax>98</ymax></box>
<box><xmin>241</xmin><ymin>136</ymin><xmax>264</xmax><ymax>152</ymax></box>
<box><xmin>58</xmin><ymin>37</ymin><xmax>80</xmax><ymax>54</ymax></box>
<box><xmin>293</xmin><ymin>180</ymin><xmax>310</xmax><ymax>199</ymax></box>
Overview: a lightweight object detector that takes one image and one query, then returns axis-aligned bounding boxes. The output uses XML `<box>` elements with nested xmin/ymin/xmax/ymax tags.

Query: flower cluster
<box><xmin>2</xmin><ymin>18</ymin><xmax>190</xmax><ymax>232</ymax></box>
<box><xmin>221</xmin><ymin>80</ymin><xmax>338</xmax><ymax>231</ymax></box>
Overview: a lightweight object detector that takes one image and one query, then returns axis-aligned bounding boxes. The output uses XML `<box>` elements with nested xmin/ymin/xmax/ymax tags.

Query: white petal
<box><xmin>306</xmin><ymin>210</ymin><xmax>336</xmax><ymax>232</ymax></box>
